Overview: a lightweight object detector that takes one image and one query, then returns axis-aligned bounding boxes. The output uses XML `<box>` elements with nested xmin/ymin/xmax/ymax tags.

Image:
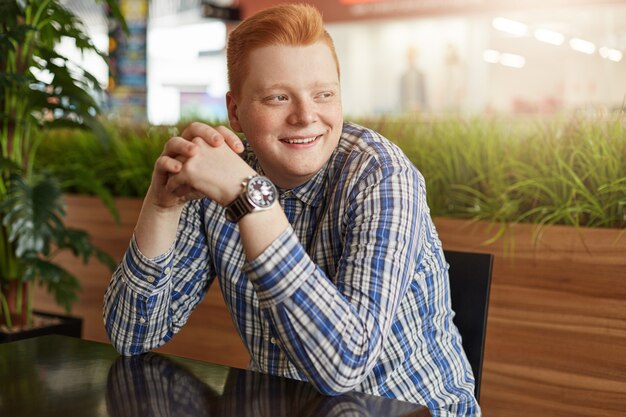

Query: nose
<box><xmin>287</xmin><ymin>98</ymin><xmax>318</xmax><ymax>125</ymax></box>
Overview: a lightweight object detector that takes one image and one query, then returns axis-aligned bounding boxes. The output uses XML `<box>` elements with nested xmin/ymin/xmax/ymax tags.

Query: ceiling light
<box><xmin>569</xmin><ymin>38</ymin><xmax>596</xmax><ymax>54</ymax></box>
<box><xmin>483</xmin><ymin>49</ymin><xmax>500</xmax><ymax>63</ymax></box>
<box><xmin>534</xmin><ymin>28</ymin><xmax>565</xmax><ymax>45</ymax></box>
<box><xmin>492</xmin><ymin>17</ymin><xmax>528</xmax><ymax>37</ymax></box>
<box><xmin>599</xmin><ymin>46</ymin><xmax>623</xmax><ymax>62</ymax></box>
<box><xmin>499</xmin><ymin>53</ymin><xmax>526</xmax><ymax>68</ymax></box>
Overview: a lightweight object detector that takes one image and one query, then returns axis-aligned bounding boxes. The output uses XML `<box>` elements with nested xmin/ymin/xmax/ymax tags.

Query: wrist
<box><xmin>135</xmin><ymin>198</ymin><xmax>185</xmax><ymax>259</ymax></box>
<box><xmin>215</xmin><ymin>167</ymin><xmax>258</xmax><ymax>206</ymax></box>
<box><xmin>224</xmin><ymin>175</ymin><xmax>279</xmax><ymax>222</ymax></box>
<box><xmin>143</xmin><ymin>187</ymin><xmax>186</xmax><ymax>216</ymax></box>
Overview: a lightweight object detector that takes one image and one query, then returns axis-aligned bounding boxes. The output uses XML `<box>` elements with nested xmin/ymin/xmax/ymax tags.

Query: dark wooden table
<box><xmin>0</xmin><ymin>335</ymin><xmax>431</xmax><ymax>417</ymax></box>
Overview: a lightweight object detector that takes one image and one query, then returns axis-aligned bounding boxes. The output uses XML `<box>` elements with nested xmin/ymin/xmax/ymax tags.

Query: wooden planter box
<box><xmin>434</xmin><ymin>217</ymin><xmax>626</xmax><ymax>417</ymax></box>
<box><xmin>36</xmin><ymin>195</ymin><xmax>626</xmax><ymax>416</ymax></box>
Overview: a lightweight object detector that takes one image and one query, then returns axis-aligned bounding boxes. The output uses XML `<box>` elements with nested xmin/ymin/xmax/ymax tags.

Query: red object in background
<box><xmin>340</xmin><ymin>0</ymin><xmax>386</xmax><ymax>4</ymax></box>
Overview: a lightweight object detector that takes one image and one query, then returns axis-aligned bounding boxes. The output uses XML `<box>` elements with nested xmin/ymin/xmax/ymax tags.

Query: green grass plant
<box><xmin>36</xmin><ymin>114</ymin><xmax>626</xmax><ymax>232</ymax></box>
<box><xmin>365</xmin><ymin>114</ymin><xmax>625</xmax><ymax>231</ymax></box>
<box><xmin>35</xmin><ymin>124</ymin><xmax>173</xmax><ymax>222</ymax></box>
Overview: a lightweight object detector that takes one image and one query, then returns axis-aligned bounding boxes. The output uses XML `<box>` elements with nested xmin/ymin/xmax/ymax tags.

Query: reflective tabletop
<box><xmin>0</xmin><ymin>335</ymin><xmax>431</xmax><ymax>417</ymax></box>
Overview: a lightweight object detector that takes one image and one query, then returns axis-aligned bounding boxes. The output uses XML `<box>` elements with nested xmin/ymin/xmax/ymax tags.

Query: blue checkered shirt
<box><xmin>104</xmin><ymin>122</ymin><xmax>480</xmax><ymax>416</ymax></box>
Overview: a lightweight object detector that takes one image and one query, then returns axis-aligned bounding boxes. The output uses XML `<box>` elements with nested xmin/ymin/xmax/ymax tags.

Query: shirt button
<box><xmin>270</xmin><ymin>337</ymin><xmax>277</xmax><ymax>344</ymax></box>
<box><xmin>146</xmin><ymin>276</ymin><xmax>155</xmax><ymax>283</ymax></box>
<box><xmin>164</xmin><ymin>267</ymin><xmax>171</xmax><ymax>275</ymax></box>
<box><xmin>139</xmin><ymin>317</ymin><xmax>146</xmax><ymax>324</ymax></box>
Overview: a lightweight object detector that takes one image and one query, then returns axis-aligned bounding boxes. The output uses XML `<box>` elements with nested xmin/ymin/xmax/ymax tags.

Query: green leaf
<box><xmin>25</xmin><ymin>257</ymin><xmax>80</xmax><ymax>313</ymax></box>
<box><xmin>1</xmin><ymin>173</ymin><xmax>64</xmax><ymax>257</ymax></box>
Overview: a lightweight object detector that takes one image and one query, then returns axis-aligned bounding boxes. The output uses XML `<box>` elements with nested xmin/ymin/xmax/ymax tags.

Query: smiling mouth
<box><xmin>280</xmin><ymin>135</ymin><xmax>322</xmax><ymax>145</ymax></box>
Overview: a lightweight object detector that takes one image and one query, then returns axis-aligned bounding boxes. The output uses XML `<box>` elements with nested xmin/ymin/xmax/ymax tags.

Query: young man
<box><xmin>104</xmin><ymin>4</ymin><xmax>480</xmax><ymax>415</ymax></box>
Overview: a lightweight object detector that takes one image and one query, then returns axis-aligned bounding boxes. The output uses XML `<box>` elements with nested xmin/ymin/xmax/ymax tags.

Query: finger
<box><xmin>155</xmin><ymin>155</ymin><xmax>183</xmax><ymax>175</ymax></box>
<box><xmin>215</xmin><ymin>126</ymin><xmax>244</xmax><ymax>153</ymax></box>
<box><xmin>165</xmin><ymin>173</ymin><xmax>186</xmax><ymax>194</ymax></box>
<box><xmin>180</xmin><ymin>122</ymin><xmax>224</xmax><ymax>147</ymax></box>
<box><xmin>163</xmin><ymin>136</ymin><xmax>198</xmax><ymax>158</ymax></box>
<box><xmin>165</xmin><ymin>174</ymin><xmax>201</xmax><ymax>200</ymax></box>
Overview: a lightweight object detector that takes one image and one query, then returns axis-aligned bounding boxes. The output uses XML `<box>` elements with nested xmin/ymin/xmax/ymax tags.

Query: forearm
<box><xmin>238</xmin><ymin>204</ymin><xmax>290</xmax><ymax>260</ymax></box>
<box><xmin>104</xmin><ymin>200</ymin><xmax>214</xmax><ymax>355</ymax></box>
<box><xmin>134</xmin><ymin>193</ymin><xmax>184</xmax><ymax>258</ymax></box>
<box><xmin>271</xmin><ymin>277</ymin><xmax>384</xmax><ymax>394</ymax></box>
<box><xmin>245</xmin><ymin>229</ymin><xmax>407</xmax><ymax>395</ymax></box>
<box><xmin>103</xmin><ymin>236</ymin><xmax>178</xmax><ymax>355</ymax></box>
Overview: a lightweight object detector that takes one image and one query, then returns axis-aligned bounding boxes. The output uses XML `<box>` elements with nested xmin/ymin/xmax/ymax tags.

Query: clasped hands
<box><xmin>149</xmin><ymin>122</ymin><xmax>257</xmax><ymax>210</ymax></box>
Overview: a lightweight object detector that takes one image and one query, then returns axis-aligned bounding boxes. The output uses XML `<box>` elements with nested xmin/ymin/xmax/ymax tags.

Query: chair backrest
<box><xmin>444</xmin><ymin>249</ymin><xmax>494</xmax><ymax>402</ymax></box>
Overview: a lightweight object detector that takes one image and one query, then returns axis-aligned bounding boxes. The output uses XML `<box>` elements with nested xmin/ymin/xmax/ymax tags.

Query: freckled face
<box><xmin>227</xmin><ymin>41</ymin><xmax>343</xmax><ymax>189</ymax></box>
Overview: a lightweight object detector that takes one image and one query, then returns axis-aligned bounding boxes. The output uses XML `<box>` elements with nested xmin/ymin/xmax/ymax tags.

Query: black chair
<box><xmin>444</xmin><ymin>249</ymin><xmax>494</xmax><ymax>402</ymax></box>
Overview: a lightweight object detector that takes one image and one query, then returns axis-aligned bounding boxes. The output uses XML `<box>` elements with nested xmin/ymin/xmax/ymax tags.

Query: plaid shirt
<box><xmin>104</xmin><ymin>122</ymin><xmax>480</xmax><ymax>416</ymax></box>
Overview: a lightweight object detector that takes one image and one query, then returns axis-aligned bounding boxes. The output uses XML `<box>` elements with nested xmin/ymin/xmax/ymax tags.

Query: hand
<box><xmin>133</xmin><ymin>136</ymin><xmax>209</xmax><ymax>258</ymax></box>
<box><xmin>145</xmin><ymin>136</ymin><xmax>202</xmax><ymax>211</ymax></box>
<box><xmin>143</xmin><ymin>121</ymin><xmax>250</xmax><ymax>213</ymax></box>
<box><xmin>180</xmin><ymin>122</ymin><xmax>244</xmax><ymax>154</ymax></box>
<box><xmin>165</xmin><ymin>138</ymin><xmax>256</xmax><ymax>206</ymax></box>
<box><xmin>161</xmin><ymin>122</ymin><xmax>245</xmax><ymax>204</ymax></box>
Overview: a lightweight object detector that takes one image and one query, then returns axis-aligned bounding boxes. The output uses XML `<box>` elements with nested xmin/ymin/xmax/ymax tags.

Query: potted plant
<box><xmin>0</xmin><ymin>0</ymin><xmax>125</xmax><ymax>340</ymax></box>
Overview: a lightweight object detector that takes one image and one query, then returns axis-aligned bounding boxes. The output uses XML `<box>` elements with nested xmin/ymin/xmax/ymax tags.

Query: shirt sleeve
<box><xmin>244</xmin><ymin>159</ymin><xmax>423</xmax><ymax>395</ymax></box>
<box><xmin>103</xmin><ymin>199</ymin><xmax>216</xmax><ymax>355</ymax></box>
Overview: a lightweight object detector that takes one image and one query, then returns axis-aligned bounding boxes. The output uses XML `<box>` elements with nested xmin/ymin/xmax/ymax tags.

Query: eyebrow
<box><xmin>258</xmin><ymin>81</ymin><xmax>340</xmax><ymax>93</ymax></box>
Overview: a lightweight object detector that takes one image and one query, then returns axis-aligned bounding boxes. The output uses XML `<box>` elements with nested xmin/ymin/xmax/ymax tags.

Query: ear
<box><xmin>226</xmin><ymin>92</ymin><xmax>243</xmax><ymax>132</ymax></box>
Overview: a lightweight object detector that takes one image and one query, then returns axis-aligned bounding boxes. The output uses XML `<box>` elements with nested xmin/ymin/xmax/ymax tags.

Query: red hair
<box><xmin>227</xmin><ymin>3</ymin><xmax>340</xmax><ymax>96</ymax></box>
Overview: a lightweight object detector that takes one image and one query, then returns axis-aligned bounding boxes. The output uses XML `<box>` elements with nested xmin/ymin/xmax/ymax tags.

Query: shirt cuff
<box><xmin>243</xmin><ymin>226</ymin><xmax>315</xmax><ymax>308</ymax></box>
<box><xmin>120</xmin><ymin>234</ymin><xmax>175</xmax><ymax>296</ymax></box>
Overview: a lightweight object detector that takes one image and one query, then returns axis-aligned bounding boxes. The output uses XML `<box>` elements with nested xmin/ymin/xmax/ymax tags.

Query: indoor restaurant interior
<box><xmin>1</xmin><ymin>0</ymin><xmax>624</xmax><ymax>416</ymax></box>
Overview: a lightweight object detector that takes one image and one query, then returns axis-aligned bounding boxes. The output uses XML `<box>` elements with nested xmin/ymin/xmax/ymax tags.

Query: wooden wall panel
<box><xmin>435</xmin><ymin>218</ymin><xmax>626</xmax><ymax>416</ymax></box>
<box><xmin>36</xmin><ymin>196</ymin><xmax>626</xmax><ymax>415</ymax></box>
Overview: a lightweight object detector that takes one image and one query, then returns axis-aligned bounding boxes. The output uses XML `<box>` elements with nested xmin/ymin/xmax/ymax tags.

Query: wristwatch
<box><xmin>225</xmin><ymin>175</ymin><xmax>278</xmax><ymax>222</ymax></box>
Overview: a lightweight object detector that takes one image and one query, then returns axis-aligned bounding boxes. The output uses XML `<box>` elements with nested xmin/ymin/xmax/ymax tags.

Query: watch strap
<box><xmin>225</xmin><ymin>193</ymin><xmax>252</xmax><ymax>223</ymax></box>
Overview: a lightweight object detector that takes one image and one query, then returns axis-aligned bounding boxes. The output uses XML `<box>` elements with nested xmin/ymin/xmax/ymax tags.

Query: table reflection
<box><xmin>106</xmin><ymin>353</ymin><xmax>429</xmax><ymax>417</ymax></box>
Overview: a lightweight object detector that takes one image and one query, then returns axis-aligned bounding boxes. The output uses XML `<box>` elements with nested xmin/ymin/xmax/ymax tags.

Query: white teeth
<box><xmin>284</xmin><ymin>136</ymin><xmax>317</xmax><ymax>144</ymax></box>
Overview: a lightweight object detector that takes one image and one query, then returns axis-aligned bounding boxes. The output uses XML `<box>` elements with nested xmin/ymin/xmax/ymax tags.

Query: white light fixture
<box><xmin>534</xmin><ymin>28</ymin><xmax>565</xmax><ymax>46</ymax></box>
<box><xmin>609</xmin><ymin>50</ymin><xmax>623</xmax><ymax>62</ymax></box>
<box><xmin>569</xmin><ymin>38</ymin><xmax>596</xmax><ymax>54</ymax></box>
<box><xmin>483</xmin><ymin>49</ymin><xmax>500</xmax><ymax>64</ymax></box>
<box><xmin>499</xmin><ymin>53</ymin><xmax>526</xmax><ymax>68</ymax></box>
<box><xmin>483</xmin><ymin>49</ymin><xmax>525</xmax><ymax>68</ymax></box>
<box><xmin>149</xmin><ymin>21</ymin><xmax>226</xmax><ymax>60</ymax></box>
<box><xmin>492</xmin><ymin>17</ymin><xmax>528</xmax><ymax>37</ymax></box>
<box><xmin>599</xmin><ymin>46</ymin><xmax>623</xmax><ymax>62</ymax></box>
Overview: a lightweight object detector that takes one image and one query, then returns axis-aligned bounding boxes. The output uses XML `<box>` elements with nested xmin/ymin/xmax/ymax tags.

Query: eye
<box><xmin>316</xmin><ymin>91</ymin><xmax>335</xmax><ymax>100</ymax></box>
<box><xmin>266</xmin><ymin>94</ymin><xmax>288</xmax><ymax>102</ymax></box>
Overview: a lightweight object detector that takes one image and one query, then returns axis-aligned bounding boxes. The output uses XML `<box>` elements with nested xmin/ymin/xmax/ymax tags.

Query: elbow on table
<box><xmin>314</xmin><ymin>382</ymin><xmax>355</xmax><ymax>397</ymax></box>
<box><xmin>306</xmin><ymin>365</ymin><xmax>372</xmax><ymax>397</ymax></box>
<box><xmin>109</xmin><ymin>338</ymin><xmax>149</xmax><ymax>356</ymax></box>
<box><xmin>104</xmin><ymin>319</ymin><xmax>153</xmax><ymax>356</ymax></box>
<box><xmin>305</xmin><ymin>332</ymin><xmax>383</xmax><ymax>396</ymax></box>
<box><xmin>105</xmin><ymin>329</ymin><xmax>143</xmax><ymax>356</ymax></box>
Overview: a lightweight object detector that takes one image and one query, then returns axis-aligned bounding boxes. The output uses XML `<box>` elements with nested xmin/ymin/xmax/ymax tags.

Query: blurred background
<box><xmin>60</xmin><ymin>0</ymin><xmax>626</xmax><ymax>124</ymax></box>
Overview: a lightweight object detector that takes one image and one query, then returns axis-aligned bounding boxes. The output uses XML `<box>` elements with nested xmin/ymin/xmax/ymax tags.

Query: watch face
<box><xmin>246</xmin><ymin>176</ymin><xmax>277</xmax><ymax>209</ymax></box>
